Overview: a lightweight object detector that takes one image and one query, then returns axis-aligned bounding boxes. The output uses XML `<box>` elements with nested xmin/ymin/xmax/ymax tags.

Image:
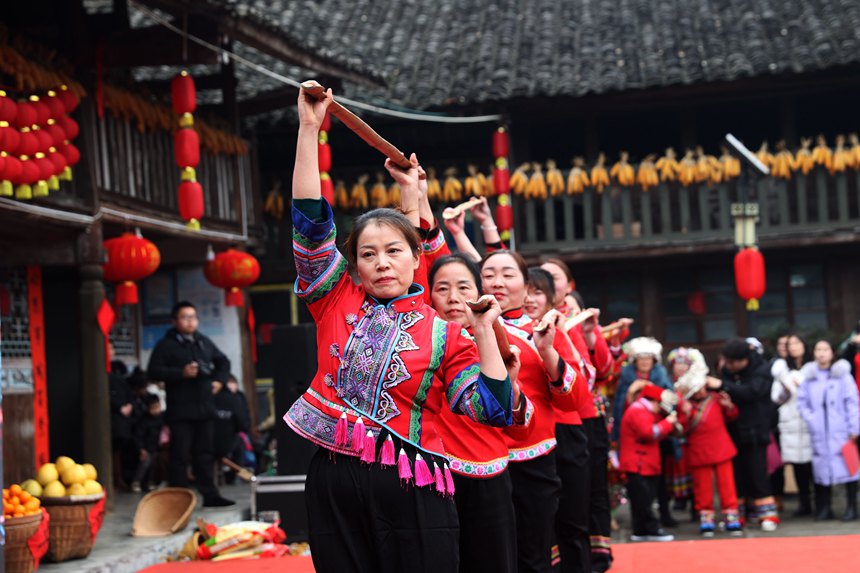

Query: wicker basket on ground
<box><xmin>131</xmin><ymin>487</ymin><xmax>197</xmax><ymax>537</ymax></box>
<box><xmin>41</xmin><ymin>493</ymin><xmax>105</xmax><ymax>562</ymax></box>
<box><xmin>4</xmin><ymin>511</ymin><xmax>45</xmax><ymax>573</ymax></box>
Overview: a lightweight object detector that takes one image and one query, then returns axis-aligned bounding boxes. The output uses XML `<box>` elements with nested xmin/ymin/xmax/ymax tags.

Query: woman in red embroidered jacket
<box><xmin>284</xmin><ymin>85</ymin><xmax>513</xmax><ymax>573</ymax></box>
<box><xmin>482</xmin><ymin>250</ymin><xmax>581</xmax><ymax>573</ymax></box>
<box><xmin>428</xmin><ymin>253</ymin><xmax>533</xmax><ymax>573</ymax></box>
<box><xmin>676</xmin><ymin>357</ymin><xmax>742</xmax><ymax>537</ymax></box>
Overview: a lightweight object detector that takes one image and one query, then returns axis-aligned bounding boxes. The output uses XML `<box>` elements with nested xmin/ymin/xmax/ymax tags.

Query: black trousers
<box><xmin>509</xmin><ymin>450</ymin><xmax>561</xmax><ymax>573</ymax></box>
<box><xmin>306</xmin><ymin>447</ymin><xmax>459</xmax><ymax>573</ymax></box>
<box><xmin>626</xmin><ymin>473</ymin><xmax>660</xmax><ymax>536</ymax></box>
<box><xmin>732</xmin><ymin>443</ymin><xmax>771</xmax><ymax>502</ymax></box>
<box><xmin>793</xmin><ymin>462</ymin><xmax>813</xmax><ymax>507</ymax></box>
<box><xmin>554</xmin><ymin>423</ymin><xmax>591</xmax><ymax>573</ymax></box>
<box><xmin>586</xmin><ymin>417</ymin><xmax>612</xmax><ymax>572</ymax></box>
<box><xmin>453</xmin><ymin>470</ymin><xmax>517</xmax><ymax>573</ymax></box>
<box><xmin>168</xmin><ymin>419</ymin><xmax>218</xmax><ymax>498</ymax></box>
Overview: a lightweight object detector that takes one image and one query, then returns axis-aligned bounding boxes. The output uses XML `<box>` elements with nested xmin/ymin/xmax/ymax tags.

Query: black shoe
<box><xmin>842</xmin><ymin>505</ymin><xmax>858</xmax><ymax>521</ymax></box>
<box><xmin>815</xmin><ymin>506</ymin><xmax>834</xmax><ymax>521</ymax></box>
<box><xmin>203</xmin><ymin>495</ymin><xmax>236</xmax><ymax>507</ymax></box>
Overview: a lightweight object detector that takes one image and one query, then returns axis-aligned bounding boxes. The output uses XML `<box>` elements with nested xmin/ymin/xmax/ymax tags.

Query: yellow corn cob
<box><xmin>656</xmin><ymin>148</ymin><xmax>679</xmax><ymax>182</ymax></box>
<box><xmin>791</xmin><ymin>138</ymin><xmax>814</xmax><ymax>175</ymax></box>
<box><xmin>810</xmin><ymin>135</ymin><xmax>832</xmax><ymax>171</ymax></box>
<box><xmin>509</xmin><ymin>163</ymin><xmax>530</xmax><ymax>195</ymax></box>
<box><xmin>546</xmin><ymin>160</ymin><xmax>566</xmax><ymax>197</ymax></box>
<box><xmin>636</xmin><ymin>155</ymin><xmax>659</xmax><ymax>191</ymax></box>
<box><xmin>590</xmin><ymin>153</ymin><xmax>610</xmax><ymax>193</ymax></box>
<box><xmin>567</xmin><ymin>157</ymin><xmax>590</xmax><ymax>194</ymax></box>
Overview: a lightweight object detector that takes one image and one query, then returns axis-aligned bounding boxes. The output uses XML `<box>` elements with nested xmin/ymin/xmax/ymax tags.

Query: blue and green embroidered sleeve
<box><xmin>292</xmin><ymin>199</ymin><xmax>348</xmax><ymax>306</ymax></box>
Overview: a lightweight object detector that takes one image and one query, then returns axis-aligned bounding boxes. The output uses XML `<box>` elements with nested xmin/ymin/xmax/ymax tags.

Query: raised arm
<box><xmin>293</xmin><ymin>83</ymin><xmax>333</xmax><ymax>201</ymax></box>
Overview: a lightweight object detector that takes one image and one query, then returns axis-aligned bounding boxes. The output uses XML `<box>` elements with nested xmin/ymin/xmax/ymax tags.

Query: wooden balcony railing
<box><xmin>512</xmin><ymin>169</ymin><xmax>860</xmax><ymax>256</ymax></box>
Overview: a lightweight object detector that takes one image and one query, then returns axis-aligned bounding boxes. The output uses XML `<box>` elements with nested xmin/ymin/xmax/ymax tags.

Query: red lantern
<box><xmin>30</xmin><ymin>98</ymin><xmax>51</xmax><ymax>127</ymax></box>
<box><xmin>45</xmin><ymin>123</ymin><xmax>66</xmax><ymax>147</ymax></box>
<box><xmin>33</xmin><ymin>154</ymin><xmax>55</xmax><ymax>181</ymax></box>
<box><xmin>47</xmin><ymin>150</ymin><xmax>67</xmax><ymax>173</ymax></box>
<box><xmin>14</xmin><ymin>102</ymin><xmax>37</xmax><ymax>129</ymax></box>
<box><xmin>320</xmin><ymin>173</ymin><xmax>335</xmax><ymax>205</ymax></box>
<box><xmin>3</xmin><ymin>155</ymin><xmax>22</xmax><ymax>183</ymax></box>
<box><xmin>687</xmin><ymin>291</ymin><xmax>707</xmax><ymax>315</ymax></box>
<box><xmin>171</xmin><ymin>72</ymin><xmax>197</xmax><ymax>116</ymax></box>
<box><xmin>34</xmin><ymin>128</ymin><xmax>53</xmax><ymax>153</ymax></box>
<box><xmin>495</xmin><ymin>201</ymin><xmax>513</xmax><ymax>232</ymax></box>
<box><xmin>178</xmin><ymin>180</ymin><xmax>204</xmax><ymax>225</ymax></box>
<box><xmin>60</xmin><ymin>142</ymin><xmax>81</xmax><ymax>166</ymax></box>
<box><xmin>17</xmin><ymin>129</ymin><xmax>39</xmax><ymax>157</ymax></box>
<box><xmin>56</xmin><ymin>115</ymin><xmax>79</xmax><ymax>140</ymax></box>
<box><xmin>0</xmin><ymin>123</ymin><xmax>20</xmax><ymax>155</ymax></box>
<box><xmin>492</xmin><ymin>127</ymin><xmax>510</xmax><ymax>158</ymax></box>
<box><xmin>734</xmin><ymin>248</ymin><xmax>766</xmax><ymax>310</ymax></box>
<box><xmin>493</xmin><ymin>164</ymin><xmax>510</xmax><ymax>195</ymax></box>
<box><xmin>102</xmin><ymin>232</ymin><xmax>161</xmax><ymax>305</ymax></box>
<box><xmin>204</xmin><ymin>249</ymin><xmax>261</xmax><ymax>307</ymax></box>
<box><xmin>174</xmin><ymin>128</ymin><xmax>200</xmax><ymax>168</ymax></box>
<box><xmin>44</xmin><ymin>93</ymin><xmax>65</xmax><ymax>119</ymax></box>
<box><xmin>57</xmin><ymin>86</ymin><xmax>79</xmax><ymax>114</ymax></box>
<box><xmin>0</xmin><ymin>91</ymin><xmax>17</xmax><ymax>123</ymax></box>
<box><xmin>318</xmin><ymin>142</ymin><xmax>332</xmax><ymax>173</ymax></box>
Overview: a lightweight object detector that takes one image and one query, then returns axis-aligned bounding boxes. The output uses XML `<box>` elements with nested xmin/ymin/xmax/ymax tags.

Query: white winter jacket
<box><xmin>770</xmin><ymin>358</ymin><xmax>813</xmax><ymax>464</ymax></box>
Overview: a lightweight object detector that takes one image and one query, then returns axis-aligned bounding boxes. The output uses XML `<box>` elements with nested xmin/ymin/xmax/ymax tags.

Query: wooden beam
<box><xmin>138</xmin><ymin>73</ymin><xmax>228</xmax><ymax>93</ymax></box>
<box><xmin>237</xmin><ymin>86</ymin><xmax>295</xmax><ymax>116</ymax></box>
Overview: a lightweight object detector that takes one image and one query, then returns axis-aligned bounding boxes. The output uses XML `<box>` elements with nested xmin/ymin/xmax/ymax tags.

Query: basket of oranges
<box><xmin>3</xmin><ymin>484</ymin><xmax>48</xmax><ymax>573</ymax></box>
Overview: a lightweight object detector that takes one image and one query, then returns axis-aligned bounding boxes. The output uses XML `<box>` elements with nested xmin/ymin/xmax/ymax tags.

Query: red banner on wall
<box><xmin>27</xmin><ymin>266</ymin><xmax>50</xmax><ymax>469</ymax></box>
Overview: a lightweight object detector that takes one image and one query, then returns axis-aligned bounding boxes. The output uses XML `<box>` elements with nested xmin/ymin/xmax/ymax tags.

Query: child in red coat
<box><xmin>619</xmin><ymin>383</ymin><xmax>678</xmax><ymax>542</ymax></box>
<box><xmin>676</xmin><ymin>361</ymin><xmax>743</xmax><ymax>536</ymax></box>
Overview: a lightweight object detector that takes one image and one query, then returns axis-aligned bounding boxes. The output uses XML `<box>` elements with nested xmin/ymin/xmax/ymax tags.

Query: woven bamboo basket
<box><xmin>41</xmin><ymin>493</ymin><xmax>105</xmax><ymax>562</ymax></box>
<box><xmin>131</xmin><ymin>487</ymin><xmax>196</xmax><ymax>537</ymax></box>
<box><xmin>4</xmin><ymin>512</ymin><xmax>44</xmax><ymax>573</ymax></box>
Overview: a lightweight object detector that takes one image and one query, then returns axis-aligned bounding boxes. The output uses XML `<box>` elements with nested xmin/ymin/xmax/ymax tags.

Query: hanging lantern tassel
<box><xmin>734</xmin><ymin>247</ymin><xmax>766</xmax><ymax>311</ymax></box>
<box><xmin>115</xmin><ymin>281</ymin><xmax>139</xmax><ymax>305</ymax></box>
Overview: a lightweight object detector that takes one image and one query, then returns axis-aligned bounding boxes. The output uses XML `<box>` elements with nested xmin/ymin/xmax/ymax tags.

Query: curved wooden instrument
<box><xmin>465</xmin><ymin>296</ymin><xmax>514</xmax><ymax>365</ymax></box>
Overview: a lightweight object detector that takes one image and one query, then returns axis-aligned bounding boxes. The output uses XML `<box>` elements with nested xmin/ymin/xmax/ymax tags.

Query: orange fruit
<box><xmin>19</xmin><ymin>491</ymin><xmax>31</xmax><ymax>502</ymax></box>
<box><xmin>13</xmin><ymin>512</ymin><xmax>24</xmax><ymax>518</ymax></box>
<box><xmin>9</xmin><ymin>484</ymin><xmax>22</xmax><ymax>496</ymax></box>
<box><xmin>10</xmin><ymin>496</ymin><xmax>19</xmax><ymax>506</ymax></box>
<box><xmin>24</xmin><ymin>499</ymin><xmax>40</xmax><ymax>511</ymax></box>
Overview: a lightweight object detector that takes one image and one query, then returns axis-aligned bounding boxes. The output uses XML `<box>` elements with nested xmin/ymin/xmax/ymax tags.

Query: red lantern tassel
<box><xmin>114</xmin><ymin>281</ymin><xmax>138</xmax><ymax>305</ymax></box>
<box><xmin>225</xmin><ymin>287</ymin><xmax>244</xmax><ymax>307</ymax></box>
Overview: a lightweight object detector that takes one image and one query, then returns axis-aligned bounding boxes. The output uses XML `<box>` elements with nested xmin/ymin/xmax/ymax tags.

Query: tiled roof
<box><xmin>235</xmin><ymin>0</ymin><xmax>860</xmax><ymax>109</ymax></box>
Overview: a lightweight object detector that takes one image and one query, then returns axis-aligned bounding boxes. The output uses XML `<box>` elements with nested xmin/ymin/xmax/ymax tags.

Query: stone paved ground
<box><xmin>613</xmin><ymin>486</ymin><xmax>860</xmax><ymax>543</ymax></box>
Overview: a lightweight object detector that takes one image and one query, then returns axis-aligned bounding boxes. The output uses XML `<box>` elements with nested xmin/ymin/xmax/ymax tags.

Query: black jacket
<box><xmin>212</xmin><ymin>389</ymin><xmax>251</xmax><ymax>457</ymax></box>
<box><xmin>135</xmin><ymin>413</ymin><xmax>164</xmax><ymax>453</ymax></box>
<box><xmin>147</xmin><ymin>328</ymin><xmax>231</xmax><ymax>422</ymax></box>
<box><xmin>719</xmin><ymin>352</ymin><xmax>773</xmax><ymax>446</ymax></box>
<box><xmin>109</xmin><ymin>371</ymin><xmax>136</xmax><ymax>441</ymax></box>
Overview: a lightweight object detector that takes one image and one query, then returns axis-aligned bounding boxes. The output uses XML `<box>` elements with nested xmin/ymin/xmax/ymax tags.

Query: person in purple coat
<box><xmin>797</xmin><ymin>339</ymin><xmax>859</xmax><ymax>522</ymax></box>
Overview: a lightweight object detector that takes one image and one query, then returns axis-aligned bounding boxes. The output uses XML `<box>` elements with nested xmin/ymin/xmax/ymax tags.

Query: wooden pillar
<box><xmin>77</xmin><ymin>224</ymin><xmax>113</xmax><ymax>503</ymax></box>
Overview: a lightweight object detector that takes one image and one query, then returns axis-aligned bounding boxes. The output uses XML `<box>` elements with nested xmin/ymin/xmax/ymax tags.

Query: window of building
<box><xmin>577</xmin><ymin>274</ymin><xmax>642</xmax><ymax>338</ymax></box>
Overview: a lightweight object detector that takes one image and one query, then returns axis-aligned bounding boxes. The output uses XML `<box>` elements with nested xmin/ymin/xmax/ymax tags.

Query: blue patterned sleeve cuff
<box><xmin>449</xmin><ymin>366</ymin><xmax>513</xmax><ymax>427</ymax></box>
<box><xmin>292</xmin><ymin>201</ymin><xmax>347</xmax><ymax>304</ymax></box>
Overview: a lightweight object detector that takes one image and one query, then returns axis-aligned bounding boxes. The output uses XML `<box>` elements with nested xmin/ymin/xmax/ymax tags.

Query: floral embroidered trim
<box><xmin>549</xmin><ymin>361</ymin><xmax>576</xmax><ymax>395</ymax></box>
<box><xmin>508</xmin><ymin>438</ymin><xmax>557</xmax><ymax>462</ymax></box>
<box><xmin>448</xmin><ymin>454</ymin><xmax>509</xmax><ymax>478</ymax></box>
<box><xmin>422</xmin><ymin>230</ymin><xmax>447</xmax><ymax>255</ymax></box>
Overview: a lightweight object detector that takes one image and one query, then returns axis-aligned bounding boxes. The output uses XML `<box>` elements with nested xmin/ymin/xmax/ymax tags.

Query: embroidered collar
<box><xmin>363</xmin><ymin>283</ymin><xmax>426</xmax><ymax>314</ymax></box>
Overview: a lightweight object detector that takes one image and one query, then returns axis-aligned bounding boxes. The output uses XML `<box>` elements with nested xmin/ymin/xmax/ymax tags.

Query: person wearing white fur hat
<box><xmin>675</xmin><ymin>352</ymin><xmax>743</xmax><ymax>537</ymax></box>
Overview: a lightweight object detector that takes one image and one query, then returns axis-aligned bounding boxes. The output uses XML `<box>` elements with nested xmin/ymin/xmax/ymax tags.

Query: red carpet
<box><xmin>143</xmin><ymin>535</ymin><xmax>859</xmax><ymax>572</ymax></box>
<box><xmin>609</xmin><ymin>534</ymin><xmax>860</xmax><ymax>573</ymax></box>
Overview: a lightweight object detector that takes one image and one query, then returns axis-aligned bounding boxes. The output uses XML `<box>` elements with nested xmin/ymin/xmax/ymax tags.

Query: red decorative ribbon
<box><xmin>27</xmin><ymin>266</ymin><xmax>50</xmax><ymax>469</ymax></box>
<box><xmin>96</xmin><ymin>298</ymin><xmax>115</xmax><ymax>372</ymax></box>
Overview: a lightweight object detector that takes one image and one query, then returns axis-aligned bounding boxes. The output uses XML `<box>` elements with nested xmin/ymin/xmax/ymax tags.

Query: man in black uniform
<box><xmin>148</xmin><ymin>301</ymin><xmax>234</xmax><ymax>506</ymax></box>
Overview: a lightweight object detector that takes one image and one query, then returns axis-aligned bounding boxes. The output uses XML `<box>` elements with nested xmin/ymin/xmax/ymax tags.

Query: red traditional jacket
<box><xmin>422</xmin><ymin>228</ymin><xmax>580</xmax><ymax>463</ymax></box>
<box><xmin>618</xmin><ymin>398</ymin><xmax>674</xmax><ymax>476</ymax></box>
<box><xmin>501</xmin><ymin>310</ymin><xmax>581</xmax><ymax>462</ymax></box>
<box><xmin>555</xmin><ymin>325</ymin><xmax>597</xmax><ymax>424</ymax></box>
<box><xmin>283</xmin><ymin>202</ymin><xmax>513</xmax><ymax>468</ymax></box>
<box><xmin>421</xmin><ymin>228</ymin><xmax>538</xmax><ymax>478</ymax></box>
<box><xmin>677</xmin><ymin>394</ymin><xmax>739</xmax><ymax>468</ymax></box>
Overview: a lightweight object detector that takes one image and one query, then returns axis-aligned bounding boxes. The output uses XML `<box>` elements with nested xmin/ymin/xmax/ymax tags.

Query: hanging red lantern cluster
<box><xmin>0</xmin><ymin>85</ymin><xmax>81</xmax><ymax>201</ymax></box>
<box><xmin>318</xmin><ymin>112</ymin><xmax>334</xmax><ymax>205</ymax></box>
<box><xmin>103</xmin><ymin>230</ymin><xmax>161</xmax><ymax>305</ymax></box>
<box><xmin>171</xmin><ymin>71</ymin><xmax>203</xmax><ymax>230</ymax></box>
<box><xmin>492</xmin><ymin>127</ymin><xmax>513</xmax><ymax>241</ymax></box>
<box><xmin>734</xmin><ymin>247</ymin><xmax>766</xmax><ymax>311</ymax></box>
<box><xmin>204</xmin><ymin>248</ymin><xmax>261</xmax><ymax>307</ymax></box>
